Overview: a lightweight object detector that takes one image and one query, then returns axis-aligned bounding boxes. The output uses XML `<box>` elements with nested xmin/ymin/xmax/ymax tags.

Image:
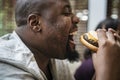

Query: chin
<box><xmin>66</xmin><ymin>31</ymin><xmax>80</xmax><ymax>62</ymax></box>
<box><xmin>66</xmin><ymin>45</ymin><xmax>80</xmax><ymax>62</ymax></box>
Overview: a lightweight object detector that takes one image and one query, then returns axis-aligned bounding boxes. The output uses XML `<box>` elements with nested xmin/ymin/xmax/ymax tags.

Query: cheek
<box><xmin>57</xmin><ymin>17</ymin><xmax>72</xmax><ymax>34</ymax></box>
<box><xmin>54</xmin><ymin>17</ymin><xmax>72</xmax><ymax>43</ymax></box>
<box><xmin>45</xmin><ymin>16</ymin><xmax>72</xmax><ymax>45</ymax></box>
<box><xmin>64</xmin><ymin>17</ymin><xmax>72</xmax><ymax>27</ymax></box>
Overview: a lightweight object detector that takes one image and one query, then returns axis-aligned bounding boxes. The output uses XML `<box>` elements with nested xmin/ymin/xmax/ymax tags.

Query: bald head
<box><xmin>15</xmin><ymin>0</ymin><xmax>56</xmax><ymax>27</ymax></box>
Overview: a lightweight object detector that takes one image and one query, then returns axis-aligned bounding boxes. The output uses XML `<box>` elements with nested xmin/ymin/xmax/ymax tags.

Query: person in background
<box><xmin>0</xmin><ymin>0</ymin><xmax>120</xmax><ymax>80</ymax></box>
<box><xmin>75</xmin><ymin>48</ymin><xmax>94</xmax><ymax>80</ymax></box>
<box><xmin>74</xmin><ymin>18</ymin><xmax>120</xmax><ymax>80</ymax></box>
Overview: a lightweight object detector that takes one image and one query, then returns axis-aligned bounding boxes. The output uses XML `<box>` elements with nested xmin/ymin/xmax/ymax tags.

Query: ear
<box><xmin>27</xmin><ymin>14</ymin><xmax>42</xmax><ymax>32</ymax></box>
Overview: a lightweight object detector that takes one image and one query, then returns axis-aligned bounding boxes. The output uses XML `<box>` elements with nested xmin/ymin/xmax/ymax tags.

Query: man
<box><xmin>0</xmin><ymin>0</ymin><xmax>120</xmax><ymax>80</ymax></box>
<box><xmin>0</xmin><ymin>0</ymin><xmax>79</xmax><ymax>80</ymax></box>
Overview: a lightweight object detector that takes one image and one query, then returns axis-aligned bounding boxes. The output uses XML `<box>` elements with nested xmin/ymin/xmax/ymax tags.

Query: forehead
<box><xmin>49</xmin><ymin>0</ymin><xmax>71</xmax><ymax>9</ymax></box>
<box><xmin>40</xmin><ymin>0</ymin><xmax>71</xmax><ymax>16</ymax></box>
<box><xmin>38</xmin><ymin>0</ymin><xmax>71</xmax><ymax>20</ymax></box>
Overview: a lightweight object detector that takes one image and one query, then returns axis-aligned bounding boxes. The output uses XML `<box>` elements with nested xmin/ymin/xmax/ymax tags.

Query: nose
<box><xmin>72</xmin><ymin>15</ymin><xmax>80</xmax><ymax>24</ymax></box>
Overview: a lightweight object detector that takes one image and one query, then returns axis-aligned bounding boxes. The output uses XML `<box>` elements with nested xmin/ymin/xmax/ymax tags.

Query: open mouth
<box><xmin>68</xmin><ymin>31</ymin><xmax>77</xmax><ymax>50</ymax></box>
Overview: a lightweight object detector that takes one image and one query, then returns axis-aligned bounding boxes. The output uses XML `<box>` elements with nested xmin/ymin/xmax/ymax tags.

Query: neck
<box><xmin>31</xmin><ymin>47</ymin><xmax>52</xmax><ymax>80</ymax></box>
<box><xmin>15</xmin><ymin>26</ymin><xmax>50</xmax><ymax>71</ymax></box>
<box><xmin>30</xmin><ymin>46</ymin><xmax>50</xmax><ymax>71</ymax></box>
<box><xmin>15</xmin><ymin>26</ymin><xmax>52</xmax><ymax>79</ymax></box>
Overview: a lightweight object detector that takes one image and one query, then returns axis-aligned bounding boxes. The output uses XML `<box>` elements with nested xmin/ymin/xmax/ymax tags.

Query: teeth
<box><xmin>69</xmin><ymin>31</ymin><xmax>77</xmax><ymax>35</ymax></box>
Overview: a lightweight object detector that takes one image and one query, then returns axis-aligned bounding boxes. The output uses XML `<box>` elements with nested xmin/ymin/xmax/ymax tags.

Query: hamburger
<box><xmin>80</xmin><ymin>31</ymin><xmax>98</xmax><ymax>52</ymax></box>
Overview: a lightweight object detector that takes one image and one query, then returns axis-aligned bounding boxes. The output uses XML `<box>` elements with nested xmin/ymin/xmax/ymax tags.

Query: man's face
<box><xmin>38</xmin><ymin>0</ymin><xmax>79</xmax><ymax>62</ymax></box>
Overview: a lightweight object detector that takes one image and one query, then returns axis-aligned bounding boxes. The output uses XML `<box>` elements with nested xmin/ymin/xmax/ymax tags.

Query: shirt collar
<box><xmin>12</xmin><ymin>31</ymin><xmax>31</xmax><ymax>53</ymax></box>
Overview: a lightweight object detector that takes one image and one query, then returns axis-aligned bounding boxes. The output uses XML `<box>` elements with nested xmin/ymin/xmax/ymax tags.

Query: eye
<box><xmin>62</xmin><ymin>6</ymin><xmax>72</xmax><ymax>16</ymax></box>
<box><xmin>63</xmin><ymin>12</ymin><xmax>72</xmax><ymax>16</ymax></box>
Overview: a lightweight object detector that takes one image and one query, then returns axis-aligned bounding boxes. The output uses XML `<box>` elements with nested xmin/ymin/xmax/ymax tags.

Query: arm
<box><xmin>92</xmin><ymin>29</ymin><xmax>120</xmax><ymax>80</ymax></box>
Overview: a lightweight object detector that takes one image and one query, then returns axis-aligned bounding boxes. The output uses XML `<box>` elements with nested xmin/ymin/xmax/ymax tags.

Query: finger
<box><xmin>113</xmin><ymin>32</ymin><xmax>120</xmax><ymax>48</ymax></box>
<box><xmin>116</xmin><ymin>30</ymin><xmax>120</xmax><ymax>36</ymax></box>
<box><xmin>106</xmin><ymin>29</ymin><xmax>115</xmax><ymax>42</ymax></box>
<box><xmin>108</xmin><ymin>28</ymin><xmax>116</xmax><ymax>33</ymax></box>
<box><xmin>114</xmin><ymin>33</ymin><xmax>120</xmax><ymax>42</ymax></box>
<box><xmin>109</xmin><ymin>28</ymin><xmax>120</xmax><ymax>42</ymax></box>
<box><xmin>97</xmin><ymin>29</ymin><xmax>107</xmax><ymax>46</ymax></box>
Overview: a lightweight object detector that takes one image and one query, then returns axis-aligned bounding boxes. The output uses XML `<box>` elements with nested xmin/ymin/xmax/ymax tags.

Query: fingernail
<box><xmin>97</xmin><ymin>29</ymin><xmax>100</xmax><ymax>31</ymax></box>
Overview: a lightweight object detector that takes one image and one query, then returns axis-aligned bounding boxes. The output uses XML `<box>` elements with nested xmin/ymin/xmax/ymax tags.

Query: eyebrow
<box><xmin>64</xmin><ymin>4</ymin><xmax>71</xmax><ymax>9</ymax></box>
<box><xmin>63</xmin><ymin>5</ymin><xmax>71</xmax><ymax>12</ymax></box>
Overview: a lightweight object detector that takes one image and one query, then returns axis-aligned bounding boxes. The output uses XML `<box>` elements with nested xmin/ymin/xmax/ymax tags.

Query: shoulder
<box><xmin>0</xmin><ymin>33</ymin><xmax>15</xmax><ymax>56</ymax></box>
<box><xmin>0</xmin><ymin>62</ymin><xmax>36</xmax><ymax>80</ymax></box>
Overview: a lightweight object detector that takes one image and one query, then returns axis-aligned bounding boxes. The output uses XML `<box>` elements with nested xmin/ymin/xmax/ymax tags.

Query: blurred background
<box><xmin>0</xmin><ymin>0</ymin><xmax>120</xmax><ymax>75</ymax></box>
